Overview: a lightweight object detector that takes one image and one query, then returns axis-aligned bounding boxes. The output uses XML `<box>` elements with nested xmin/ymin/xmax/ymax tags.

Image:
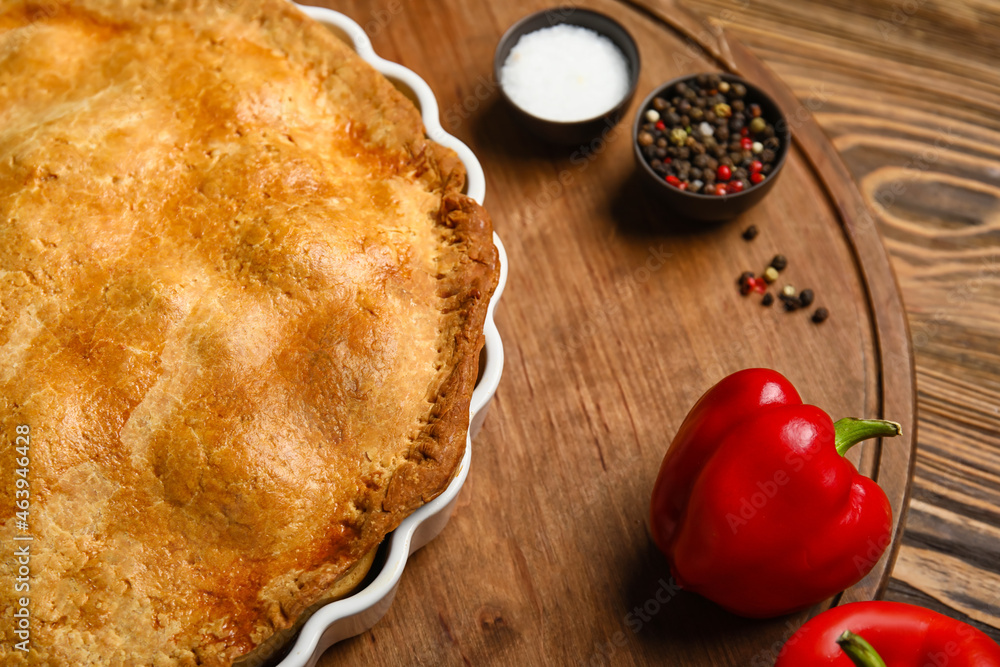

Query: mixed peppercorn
<box><xmin>738</xmin><ymin>230</ymin><xmax>829</xmax><ymax>323</ymax></box>
<box><xmin>637</xmin><ymin>74</ymin><xmax>781</xmax><ymax>195</ymax></box>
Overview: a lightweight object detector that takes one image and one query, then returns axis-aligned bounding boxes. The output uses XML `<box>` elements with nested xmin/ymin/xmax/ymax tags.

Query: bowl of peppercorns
<box><xmin>633</xmin><ymin>72</ymin><xmax>790</xmax><ymax>221</ymax></box>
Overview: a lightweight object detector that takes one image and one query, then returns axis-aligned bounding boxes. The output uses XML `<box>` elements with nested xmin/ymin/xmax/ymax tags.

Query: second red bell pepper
<box><xmin>650</xmin><ymin>368</ymin><xmax>901</xmax><ymax>618</ymax></box>
<box><xmin>774</xmin><ymin>601</ymin><xmax>1000</xmax><ymax>666</ymax></box>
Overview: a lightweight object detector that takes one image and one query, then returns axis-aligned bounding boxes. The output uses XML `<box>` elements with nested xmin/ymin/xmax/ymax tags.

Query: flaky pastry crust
<box><xmin>0</xmin><ymin>0</ymin><xmax>498</xmax><ymax>664</ymax></box>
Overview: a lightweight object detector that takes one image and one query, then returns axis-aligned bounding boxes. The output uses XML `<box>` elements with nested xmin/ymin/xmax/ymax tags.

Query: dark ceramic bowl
<box><xmin>632</xmin><ymin>73</ymin><xmax>790</xmax><ymax>221</ymax></box>
<box><xmin>494</xmin><ymin>7</ymin><xmax>640</xmax><ymax>146</ymax></box>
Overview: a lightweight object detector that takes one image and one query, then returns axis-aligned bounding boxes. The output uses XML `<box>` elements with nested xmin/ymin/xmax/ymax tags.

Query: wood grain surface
<box><xmin>299</xmin><ymin>0</ymin><xmax>995</xmax><ymax>663</ymax></box>
<box><xmin>674</xmin><ymin>0</ymin><xmax>1000</xmax><ymax>644</ymax></box>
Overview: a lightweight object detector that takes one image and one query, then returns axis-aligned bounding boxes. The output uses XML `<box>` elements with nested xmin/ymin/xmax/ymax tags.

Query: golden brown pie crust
<box><xmin>0</xmin><ymin>0</ymin><xmax>498</xmax><ymax>664</ymax></box>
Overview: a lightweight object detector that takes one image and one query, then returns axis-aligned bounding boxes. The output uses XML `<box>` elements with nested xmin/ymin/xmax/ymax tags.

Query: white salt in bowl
<box><xmin>494</xmin><ymin>8</ymin><xmax>640</xmax><ymax>146</ymax></box>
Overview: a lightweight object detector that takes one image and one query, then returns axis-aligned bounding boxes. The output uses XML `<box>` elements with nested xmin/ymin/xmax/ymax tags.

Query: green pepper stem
<box><xmin>834</xmin><ymin>418</ymin><xmax>902</xmax><ymax>457</ymax></box>
<box><xmin>837</xmin><ymin>630</ymin><xmax>887</xmax><ymax>667</ymax></box>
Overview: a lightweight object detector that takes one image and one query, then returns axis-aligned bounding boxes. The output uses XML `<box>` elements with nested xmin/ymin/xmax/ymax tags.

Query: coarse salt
<box><xmin>500</xmin><ymin>24</ymin><xmax>630</xmax><ymax>123</ymax></box>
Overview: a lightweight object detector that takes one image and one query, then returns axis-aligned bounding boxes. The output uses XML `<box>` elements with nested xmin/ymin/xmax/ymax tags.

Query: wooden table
<box><xmin>315</xmin><ymin>0</ymin><xmax>1000</xmax><ymax>663</ymax></box>
<box><xmin>670</xmin><ymin>0</ymin><xmax>1000</xmax><ymax>641</ymax></box>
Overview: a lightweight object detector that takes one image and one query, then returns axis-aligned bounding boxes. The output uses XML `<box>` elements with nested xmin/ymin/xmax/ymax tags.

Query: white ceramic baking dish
<box><xmin>272</xmin><ymin>6</ymin><xmax>507</xmax><ymax>667</ymax></box>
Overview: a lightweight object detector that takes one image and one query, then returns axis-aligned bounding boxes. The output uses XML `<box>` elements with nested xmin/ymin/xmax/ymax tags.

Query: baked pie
<box><xmin>0</xmin><ymin>0</ymin><xmax>498</xmax><ymax>664</ymax></box>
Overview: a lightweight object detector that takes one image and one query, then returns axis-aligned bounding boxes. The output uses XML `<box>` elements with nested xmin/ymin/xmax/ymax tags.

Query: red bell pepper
<box><xmin>649</xmin><ymin>368</ymin><xmax>901</xmax><ymax>618</ymax></box>
<box><xmin>774</xmin><ymin>601</ymin><xmax>1000</xmax><ymax>666</ymax></box>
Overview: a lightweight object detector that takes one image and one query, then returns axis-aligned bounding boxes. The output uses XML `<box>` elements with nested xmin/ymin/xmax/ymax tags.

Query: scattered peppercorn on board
<box><xmin>310</xmin><ymin>0</ymin><xmax>916</xmax><ymax>664</ymax></box>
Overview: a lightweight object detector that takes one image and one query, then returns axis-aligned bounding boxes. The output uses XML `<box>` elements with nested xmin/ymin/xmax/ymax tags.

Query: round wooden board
<box><xmin>312</xmin><ymin>0</ymin><xmax>918</xmax><ymax>664</ymax></box>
